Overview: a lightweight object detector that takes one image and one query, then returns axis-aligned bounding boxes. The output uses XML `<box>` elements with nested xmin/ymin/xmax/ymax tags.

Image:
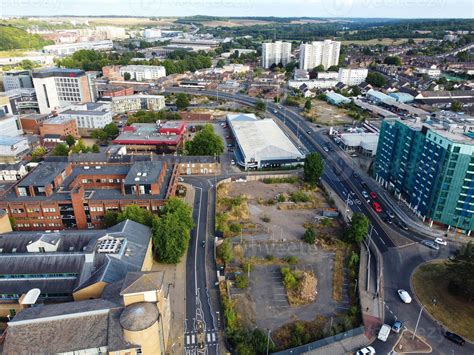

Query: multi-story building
<box><xmin>2</xmin><ymin>70</ymin><xmax>33</xmax><ymax>91</ymax></box>
<box><xmin>261</xmin><ymin>41</ymin><xmax>292</xmax><ymax>69</ymax></box>
<box><xmin>374</xmin><ymin>117</ymin><xmax>474</xmax><ymax>235</ymax></box>
<box><xmin>97</xmin><ymin>84</ymin><xmax>134</xmax><ymax>98</ymax></box>
<box><xmin>58</xmin><ymin>102</ymin><xmax>112</xmax><ymax>130</ymax></box>
<box><xmin>19</xmin><ymin>113</ymin><xmax>49</xmax><ymax>134</ymax></box>
<box><xmin>0</xmin><ymin>111</ymin><xmax>23</xmax><ymax>137</ymax></box>
<box><xmin>0</xmin><ymin>95</ymin><xmax>13</xmax><ymax>115</ymax></box>
<box><xmin>0</xmin><ymin>136</ymin><xmax>30</xmax><ymax>163</ymax></box>
<box><xmin>108</xmin><ymin>94</ymin><xmax>165</xmax><ymax>114</ymax></box>
<box><xmin>337</xmin><ymin>68</ymin><xmax>368</xmax><ymax>86</ymax></box>
<box><xmin>39</xmin><ymin>116</ymin><xmax>80</xmax><ymax>139</ymax></box>
<box><xmin>299</xmin><ymin>40</ymin><xmax>341</xmax><ymax>70</ymax></box>
<box><xmin>119</xmin><ymin>65</ymin><xmax>166</xmax><ymax>82</ymax></box>
<box><xmin>0</xmin><ymin>160</ymin><xmax>179</xmax><ymax>231</ymax></box>
<box><xmin>32</xmin><ymin>68</ymin><xmax>94</xmax><ymax>114</ymax></box>
<box><xmin>42</xmin><ymin>40</ymin><xmax>114</xmax><ymax>56</ymax></box>
<box><xmin>0</xmin><ymin>88</ymin><xmax>38</xmax><ymax>114</ymax></box>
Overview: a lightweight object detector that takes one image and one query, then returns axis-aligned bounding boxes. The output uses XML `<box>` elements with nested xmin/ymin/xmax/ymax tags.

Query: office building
<box><xmin>58</xmin><ymin>102</ymin><xmax>112</xmax><ymax>130</ymax></box>
<box><xmin>0</xmin><ymin>88</ymin><xmax>38</xmax><ymax>114</ymax></box>
<box><xmin>374</xmin><ymin>117</ymin><xmax>474</xmax><ymax>234</ymax></box>
<box><xmin>32</xmin><ymin>68</ymin><xmax>94</xmax><ymax>114</ymax></box>
<box><xmin>109</xmin><ymin>95</ymin><xmax>165</xmax><ymax>114</ymax></box>
<box><xmin>2</xmin><ymin>70</ymin><xmax>33</xmax><ymax>91</ymax></box>
<box><xmin>299</xmin><ymin>40</ymin><xmax>341</xmax><ymax>70</ymax></box>
<box><xmin>0</xmin><ymin>111</ymin><xmax>23</xmax><ymax>137</ymax></box>
<box><xmin>0</xmin><ymin>136</ymin><xmax>30</xmax><ymax>163</ymax></box>
<box><xmin>261</xmin><ymin>41</ymin><xmax>292</xmax><ymax>69</ymax></box>
<box><xmin>227</xmin><ymin>114</ymin><xmax>304</xmax><ymax>170</ymax></box>
<box><xmin>119</xmin><ymin>65</ymin><xmax>166</xmax><ymax>82</ymax></box>
<box><xmin>0</xmin><ymin>95</ymin><xmax>13</xmax><ymax>115</ymax></box>
<box><xmin>42</xmin><ymin>40</ymin><xmax>114</xmax><ymax>56</ymax></box>
<box><xmin>0</xmin><ymin>160</ymin><xmax>179</xmax><ymax>231</ymax></box>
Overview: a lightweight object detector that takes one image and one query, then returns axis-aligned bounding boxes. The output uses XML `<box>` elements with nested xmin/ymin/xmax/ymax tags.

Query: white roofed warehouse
<box><xmin>226</xmin><ymin>114</ymin><xmax>305</xmax><ymax>170</ymax></box>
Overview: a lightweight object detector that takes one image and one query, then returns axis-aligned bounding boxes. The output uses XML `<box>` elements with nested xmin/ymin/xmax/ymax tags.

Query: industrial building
<box><xmin>374</xmin><ymin>117</ymin><xmax>474</xmax><ymax>235</ymax></box>
<box><xmin>227</xmin><ymin>113</ymin><xmax>304</xmax><ymax>170</ymax></box>
<box><xmin>325</xmin><ymin>91</ymin><xmax>351</xmax><ymax>106</ymax></box>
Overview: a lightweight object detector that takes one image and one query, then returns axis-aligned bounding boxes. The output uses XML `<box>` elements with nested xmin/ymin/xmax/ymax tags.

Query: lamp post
<box><xmin>412</xmin><ymin>305</ymin><xmax>424</xmax><ymax>340</ymax></box>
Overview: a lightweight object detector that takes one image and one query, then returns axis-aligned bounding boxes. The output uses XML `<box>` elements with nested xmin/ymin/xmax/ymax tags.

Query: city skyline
<box><xmin>1</xmin><ymin>0</ymin><xmax>473</xmax><ymax>18</ymax></box>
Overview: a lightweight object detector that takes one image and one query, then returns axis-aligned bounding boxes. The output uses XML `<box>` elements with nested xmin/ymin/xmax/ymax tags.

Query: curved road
<box><xmin>167</xmin><ymin>87</ymin><xmax>473</xmax><ymax>354</ymax></box>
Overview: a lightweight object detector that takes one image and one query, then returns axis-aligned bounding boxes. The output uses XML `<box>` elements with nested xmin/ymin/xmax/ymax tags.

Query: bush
<box><xmin>266</xmin><ymin>254</ymin><xmax>275</xmax><ymax>262</ymax></box>
<box><xmin>261</xmin><ymin>215</ymin><xmax>271</xmax><ymax>223</ymax></box>
<box><xmin>262</xmin><ymin>176</ymin><xmax>299</xmax><ymax>184</ymax></box>
<box><xmin>284</xmin><ymin>256</ymin><xmax>298</xmax><ymax>265</ymax></box>
<box><xmin>303</xmin><ymin>227</ymin><xmax>316</xmax><ymax>244</ymax></box>
<box><xmin>229</xmin><ymin>223</ymin><xmax>242</xmax><ymax>233</ymax></box>
<box><xmin>290</xmin><ymin>190</ymin><xmax>310</xmax><ymax>203</ymax></box>
<box><xmin>281</xmin><ymin>267</ymin><xmax>299</xmax><ymax>290</ymax></box>
<box><xmin>277</xmin><ymin>194</ymin><xmax>286</xmax><ymax>203</ymax></box>
<box><xmin>235</xmin><ymin>275</ymin><xmax>249</xmax><ymax>289</ymax></box>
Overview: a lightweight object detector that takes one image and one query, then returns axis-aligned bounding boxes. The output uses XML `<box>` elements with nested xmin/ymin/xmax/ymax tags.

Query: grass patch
<box><xmin>412</xmin><ymin>261</ymin><xmax>474</xmax><ymax>341</ymax></box>
<box><xmin>262</xmin><ymin>176</ymin><xmax>299</xmax><ymax>184</ymax></box>
<box><xmin>332</xmin><ymin>249</ymin><xmax>344</xmax><ymax>301</ymax></box>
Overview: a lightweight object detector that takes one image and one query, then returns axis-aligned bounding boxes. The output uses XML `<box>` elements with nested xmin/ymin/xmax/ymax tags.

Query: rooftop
<box><xmin>124</xmin><ymin>161</ymin><xmax>164</xmax><ymax>185</ymax></box>
<box><xmin>18</xmin><ymin>162</ymin><xmax>69</xmax><ymax>187</ymax></box>
<box><xmin>32</xmin><ymin>68</ymin><xmax>86</xmax><ymax>79</ymax></box>
<box><xmin>0</xmin><ymin>135</ymin><xmax>28</xmax><ymax>146</ymax></box>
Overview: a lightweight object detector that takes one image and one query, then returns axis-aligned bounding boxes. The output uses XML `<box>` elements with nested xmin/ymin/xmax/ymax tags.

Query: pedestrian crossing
<box><xmin>184</xmin><ymin>330</ymin><xmax>218</xmax><ymax>348</ymax></box>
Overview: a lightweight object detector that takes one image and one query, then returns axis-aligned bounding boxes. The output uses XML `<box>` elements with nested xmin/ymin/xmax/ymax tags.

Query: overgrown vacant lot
<box><xmin>413</xmin><ymin>261</ymin><xmax>474</xmax><ymax>341</ymax></box>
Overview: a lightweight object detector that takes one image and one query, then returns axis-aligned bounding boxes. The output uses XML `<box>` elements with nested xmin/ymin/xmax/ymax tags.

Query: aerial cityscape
<box><xmin>0</xmin><ymin>2</ymin><xmax>473</xmax><ymax>354</ymax></box>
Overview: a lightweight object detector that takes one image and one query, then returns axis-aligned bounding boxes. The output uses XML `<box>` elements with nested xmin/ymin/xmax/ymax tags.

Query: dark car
<box><xmin>397</xmin><ymin>220</ymin><xmax>409</xmax><ymax>231</ymax></box>
<box><xmin>361</xmin><ymin>181</ymin><xmax>368</xmax><ymax>189</ymax></box>
<box><xmin>445</xmin><ymin>331</ymin><xmax>465</xmax><ymax>346</ymax></box>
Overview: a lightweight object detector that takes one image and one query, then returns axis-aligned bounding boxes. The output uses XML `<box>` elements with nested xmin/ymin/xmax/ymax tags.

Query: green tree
<box><xmin>216</xmin><ymin>59</ymin><xmax>225</xmax><ymax>68</ymax></box>
<box><xmin>350</xmin><ymin>85</ymin><xmax>362</xmax><ymax>96</ymax></box>
<box><xmin>303</xmin><ymin>152</ymin><xmax>324</xmax><ymax>185</ymax></box>
<box><xmin>103</xmin><ymin>210</ymin><xmax>119</xmax><ymax>228</ymax></box>
<box><xmin>255</xmin><ymin>99</ymin><xmax>266</xmax><ymax>111</ymax></box>
<box><xmin>92</xmin><ymin>144</ymin><xmax>100</xmax><ymax>153</ymax></box>
<box><xmin>327</xmin><ymin>65</ymin><xmax>339</xmax><ymax>72</ymax></box>
<box><xmin>366</xmin><ymin>72</ymin><xmax>386</xmax><ymax>87</ymax></box>
<box><xmin>219</xmin><ymin>239</ymin><xmax>233</xmax><ymax>265</ymax></box>
<box><xmin>70</xmin><ymin>139</ymin><xmax>90</xmax><ymax>154</ymax></box>
<box><xmin>185</xmin><ymin>123</ymin><xmax>224</xmax><ymax>156</ymax></box>
<box><xmin>312</xmin><ymin>64</ymin><xmax>325</xmax><ymax>72</ymax></box>
<box><xmin>446</xmin><ymin>241</ymin><xmax>474</xmax><ymax>301</ymax></box>
<box><xmin>451</xmin><ymin>101</ymin><xmax>462</xmax><ymax>112</ymax></box>
<box><xmin>303</xmin><ymin>227</ymin><xmax>316</xmax><ymax>244</ymax></box>
<box><xmin>123</xmin><ymin>72</ymin><xmax>131</xmax><ymax>81</ymax></box>
<box><xmin>235</xmin><ymin>275</ymin><xmax>249</xmax><ymax>289</ymax></box>
<box><xmin>65</xmin><ymin>134</ymin><xmax>76</xmax><ymax>147</ymax></box>
<box><xmin>91</xmin><ymin>129</ymin><xmax>108</xmax><ymax>142</ymax></box>
<box><xmin>31</xmin><ymin>146</ymin><xmax>47</xmax><ymax>161</ymax></box>
<box><xmin>304</xmin><ymin>99</ymin><xmax>312</xmax><ymax>111</ymax></box>
<box><xmin>117</xmin><ymin>205</ymin><xmax>155</xmax><ymax>227</ymax></box>
<box><xmin>52</xmin><ymin>143</ymin><xmax>69</xmax><ymax>156</ymax></box>
<box><xmin>176</xmin><ymin>93</ymin><xmax>190</xmax><ymax>110</ymax></box>
<box><xmin>103</xmin><ymin>122</ymin><xmax>119</xmax><ymax>138</ymax></box>
<box><xmin>346</xmin><ymin>212</ymin><xmax>369</xmax><ymax>243</ymax></box>
<box><xmin>383</xmin><ymin>56</ymin><xmax>402</xmax><ymax>66</ymax></box>
<box><xmin>19</xmin><ymin>59</ymin><xmax>35</xmax><ymax>70</ymax></box>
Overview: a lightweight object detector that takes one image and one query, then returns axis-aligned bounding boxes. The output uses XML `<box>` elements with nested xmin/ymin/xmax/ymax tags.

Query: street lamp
<box><xmin>412</xmin><ymin>305</ymin><xmax>424</xmax><ymax>340</ymax></box>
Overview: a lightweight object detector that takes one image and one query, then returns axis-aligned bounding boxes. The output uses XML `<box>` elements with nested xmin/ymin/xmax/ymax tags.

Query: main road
<box><xmin>166</xmin><ymin>87</ymin><xmax>473</xmax><ymax>354</ymax></box>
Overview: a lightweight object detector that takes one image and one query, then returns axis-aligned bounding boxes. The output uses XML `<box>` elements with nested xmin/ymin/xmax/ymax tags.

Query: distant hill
<box><xmin>0</xmin><ymin>25</ymin><xmax>53</xmax><ymax>51</ymax></box>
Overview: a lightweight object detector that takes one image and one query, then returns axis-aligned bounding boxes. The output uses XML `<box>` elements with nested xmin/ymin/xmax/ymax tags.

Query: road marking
<box><xmin>191</xmin><ymin>334</ymin><xmax>195</xmax><ymax>344</ymax></box>
<box><xmin>186</xmin><ymin>335</ymin><xmax>190</xmax><ymax>345</ymax></box>
<box><xmin>207</xmin><ymin>333</ymin><xmax>211</xmax><ymax>342</ymax></box>
<box><xmin>379</xmin><ymin>237</ymin><xmax>386</xmax><ymax>245</ymax></box>
<box><xmin>212</xmin><ymin>332</ymin><xmax>216</xmax><ymax>342</ymax></box>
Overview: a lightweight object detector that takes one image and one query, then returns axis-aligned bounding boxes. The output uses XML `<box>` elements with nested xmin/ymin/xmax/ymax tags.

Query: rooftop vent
<box><xmin>84</xmin><ymin>166</ymin><xmax>90</xmax><ymax>170</ymax></box>
<box><xmin>95</xmin><ymin>166</ymin><xmax>101</xmax><ymax>169</ymax></box>
<box><xmin>134</xmin><ymin>177</ymin><xmax>140</xmax><ymax>182</ymax></box>
<box><xmin>97</xmin><ymin>237</ymin><xmax>123</xmax><ymax>254</ymax></box>
<box><xmin>12</xmin><ymin>248</ymin><xmax>17</xmax><ymax>253</ymax></box>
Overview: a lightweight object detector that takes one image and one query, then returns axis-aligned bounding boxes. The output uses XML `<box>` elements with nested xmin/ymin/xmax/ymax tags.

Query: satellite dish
<box><xmin>21</xmin><ymin>288</ymin><xmax>41</xmax><ymax>305</ymax></box>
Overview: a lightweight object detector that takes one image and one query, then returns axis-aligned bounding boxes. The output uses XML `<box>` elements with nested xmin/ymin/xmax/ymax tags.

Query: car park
<box><xmin>372</xmin><ymin>202</ymin><xmax>382</xmax><ymax>213</ymax></box>
<box><xmin>421</xmin><ymin>240</ymin><xmax>440</xmax><ymax>250</ymax></box>
<box><xmin>355</xmin><ymin>346</ymin><xmax>376</xmax><ymax>355</ymax></box>
<box><xmin>445</xmin><ymin>331</ymin><xmax>465</xmax><ymax>346</ymax></box>
<box><xmin>434</xmin><ymin>237</ymin><xmax>447</xmax><ymax>246</ymax></box>
<box><xmin>369</xmin><ymin>191</ymin><xmax>377</xmax><ymax>199</ymax></box>
<box><xmin>392</xmin><ymin>320</ymin><xmax>402</xmax><ymax>333</ymax></box>
<box><xmin>397</xmin><ymin>289</ymin><xmax>412</xmax><ymax>303</ymax></box>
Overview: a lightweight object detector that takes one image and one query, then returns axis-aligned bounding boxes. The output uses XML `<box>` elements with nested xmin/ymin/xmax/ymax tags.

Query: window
<box><xmin>18</xmin><ymin>187</ymin><xmax>27</xmax><ymax>196</ymax></box>
<box><xmin>38</xmin><ymin>247</ymin><xmax>45</xmax><ymax>253</ymax></box>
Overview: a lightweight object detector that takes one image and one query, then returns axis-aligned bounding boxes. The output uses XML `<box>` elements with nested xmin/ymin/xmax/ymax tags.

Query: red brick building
<box><xmin>0</xmin><ymin>160</ymin><xmax>179</xmax><ymax>231</ymax></box>
<box><xmin>39</xmin><ymin>116</ymin><xmax>80</xmax><ymax>139</ymax></box>
<box><xmin>20</xmin><ymin>113</ymin><xmax>49</xmax><ymax>134</ymax></box>
<box><xmin>97</xmin><ymin>84</ymin><xmax>134</xmax><ymax>98</ymax></box>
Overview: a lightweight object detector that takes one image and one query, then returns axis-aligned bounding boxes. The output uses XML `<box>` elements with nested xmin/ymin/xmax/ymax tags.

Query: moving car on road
<box><xmin>445</xmin><ymin>331</ymin><xmax>465</xmax><ymax>346</ymax></box>
<box><xmin>386</xmin><ymin>210</ymin><xmax>395</xmax><ymax>219</ymax></box>
<box><xmin>421</xmin><ymin>240</ymin><xmax>440</xmax><ymax>250</ymax></box>
<box><xmin>369</xmin><ymin>191</ymin><xmax>377</xmax><ymax>199</ymax></box>
<box><xmin>372</xmin><ymin>202</ymin><xmax>382</xmax><ymax>213</ymax></box>
<box><xmin>434</xmin><ymin>237</ymin><xmax>447</xmax><ymax>246</ymax></box>
<box><xmin>355</xmin><ymin>346</ymin><xmax>375</xmax><ymax>355</ymax></box>
<box><xmin>397</xmin><ymin>289</ymin><xmax>412</xmax><ymax>304</ymax></box>
<box><xmin>377</xmin><ymin>324</ymin><xmax>391</xmax><ymax>342</ymax></box>
<box><xmin>362</xmin><ymin>190</ymin><xmax>370</xmax><ymax>200</ymax></box>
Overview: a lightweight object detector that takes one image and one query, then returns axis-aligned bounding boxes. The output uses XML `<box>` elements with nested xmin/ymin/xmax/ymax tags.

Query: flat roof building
<box><xmin>227</xmin><ymin>113</ymin><xmax>304</xmax><ymax>170</ymax></box>
<box><xmin>2</xmin><ymin>70</ymin><xmax>33</xmax><ymax>91</ymax></box>
<box><xmin>325</xmin><ymin>91</ymin><xmax>351</xmax><ymax>106</ymax></box>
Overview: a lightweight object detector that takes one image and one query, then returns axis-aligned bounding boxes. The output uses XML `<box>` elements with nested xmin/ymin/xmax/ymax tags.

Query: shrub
<box><xmin>283</xmin><ymin>256</ymin><xmax>298</xmax><ymax>265</ymax></box>
<box><xmin>277</xmin><ymin>194</ymin><xmax>286</xmax><ymax>203</ymax></box>
<box><xmin>229</xmin><ymin>223</ymin><xmax>242</xmax><ymax>233</ymax></box>
<box><xmin>303</xmin><ymin>227</ymin><xmax>316</xmax><ymax>244</ymax></box>
<box><xmin>266</xmin><ymin>254</ymin><xmax>275</xmax><ymax>262</ymax></box>
<box><xmin>235</xmin><ymin>275</ymin><xmax>249</xmax><ymax>289</ymax></box>
<box><xmin>290</xmin><ymin>190</ymin><xmax>310</xmax><ymax>203</ymax></box>
<box><xmin>281</xmin><ymin>267</ymin><xmax>299</xmax><ymax>290</ymax></box>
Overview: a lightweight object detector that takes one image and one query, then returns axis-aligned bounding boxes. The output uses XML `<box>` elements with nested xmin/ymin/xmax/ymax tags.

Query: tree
<box><xmin>312</xmin><ymin>64</ymin><xmax>325</xmax><ymax>72</ymax></box>
<box><xmin>70</xmin><ymin>139</ymin><xmax>90</xmax><ymax>154</ymax></box>
<box><xmin>186</xmin><ymin>123</ymin><xmax>224</xmax><ymax>156</ymax></box>
<box><xmin>123</xmin><ymin>72</ymin><xmax>131</xmax><ymax>81</ymax></box>
<box><xmin>103</xmin><ymin>123</ymin><xmax>119</xmax><ymax>138</ymax></box>
<box><xmin>303</xmin><ymin>227</ymin><xmax>316</xmax><ymax>244</ymax></box>
<box><xmin>446</xmin><ymin>241</ymin><xmax>474</xmax><ymax>302</ymax></box>
<box><xmin>350</xmin><ymin>85</ymin><xmax>362</xmax><ymax>96</ymax></box>
<box><xmin>52</xmin><ymin>143</ymin><xmax>69</xmax><ymax>156</ymax></box>
<box><xmin>255</xmin><ymin>99</ymin><xmax>266</xmax><ymax>111</ymax></box>
<box><xmin>176</xmin><ymin>93</ymin><xmax>190</xmax><ymax>110</ymax></box>
<box><xmin>19</xmin><ymin>59</ymin><xmax>35</xmax><ymax>70</ymax></box>
<box><xmin>216</xmin><ymin>59</ymin><xmax>225</xmax><ymax>68</ymax></box>
<box><xmin>346</xmin><ymin>212</ymin><xmax>369</xmax><ymax>243</ymax></box>
<box><xmin>218</xmin><ymin>239</ymin><xmax>233</xmax><ymax>265</ymax></box>
<box><xmin>451</xmin><ymin>101</ymin><xmax>462</xmax><ymax>112</ymax></box>
<box><xmin>103</xmin><ymin>210</ymin><xmax>119</xmax><ymax>228</ymax></box>
<box><xmin>304</xmin><ymin>99</ymin><xmax>312</xmax><ymax>111</ymax></box>
<box><xmin>303</xmin><ymin>152</ymin><xmax>324</xmax><ymax>185</ymax></box>
<box><xmin>91</xmin><ymin>129</ymin><xmax>108</xmax><ymax>142</ymax></box>
<box><xmin>327</xmin><ymin>65</ymin><xmax>339</xmax><ymax>72</ymax></box>
<box><xmin>31</xmin><ymin>146</ymin><xmax>47</xmax><ymax>162</ymax></box>
<box><xmin>92</xmin><ymin>144</ymin><xmax>100</xmax><ymax>153</ymax></box>
<box><xmin>117</xmin><ymin>205</ymin><xmax>155</xmax><ymax>227</ymax></box>
<box><xmin>366</xmin><ymin>72</ymin><xmax>386</xmax><ymax>87</ymax></box>
<box><xmin>65</xmin><ymin>134</ymin><xmax>76</xmax><ymax>147</ymax></box>
<box><xmin>383</xmin><ymin>56</ymin><xmax>402</xmax><ymax>66</ymax></box>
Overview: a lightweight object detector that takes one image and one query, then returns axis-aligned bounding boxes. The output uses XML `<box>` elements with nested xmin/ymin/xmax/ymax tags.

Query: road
<box><xmin>167</xmin><ymin>87</ymin><xmax>473</xmax><ymax>354</ymax></box>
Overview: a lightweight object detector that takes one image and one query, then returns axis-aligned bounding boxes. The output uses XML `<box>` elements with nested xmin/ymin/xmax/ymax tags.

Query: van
<box><xmin>377</xmin><ymin>324</ymin><xmax>391</xmax><ymax>342</ymax></box>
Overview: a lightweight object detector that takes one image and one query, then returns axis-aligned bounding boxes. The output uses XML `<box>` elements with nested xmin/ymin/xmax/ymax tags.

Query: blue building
<box><xmin>325</xmin><ymin>91</ymin><xmax>351</xmax><ymax>106</ymax></box>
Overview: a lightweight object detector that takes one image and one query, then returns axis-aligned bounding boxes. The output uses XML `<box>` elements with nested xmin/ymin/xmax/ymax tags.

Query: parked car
<box><xmin>370</xmin><ymin>191</ymin><xmax>377</xmax><ymax>199</ymax></box>
<box><xmin>383</xmin><ymin>216</ymin><xmax>393</xmax><ymax>224</ymax></box>
<box><xmin>231</xmin><ymin>160</ymin><xmax>235</xmax><ymax>165</ymax></box>
<box><xmin>362</xmin><ymin>190</ymin><xmax>370</xmax><ymax>199</ymax></box>
<box><xmin>306</xmin><ymin>130</ymin><xmax>311</xmax><ymax>134</ymax></box>
<box><xmin>397</xmin><ymin>289</ymin><xmax>412</xmax><ymax>304</ymax></box>
<box><xmin>372</xmin><ymin>202</ymin><xmax>382</xmax><ymax>213</ymax></box>
<box><xmin>227</xmin><ymin>143</ymin><xmax>234</xmax><ymax>148</ymax></box>
<box><xmin>434</xmin><ymin>237</ymin><xmax>447</xmax><ymax>246</ymax></box>
<box><xmin>392</xmin><ymin>320</ymin><xmax>402</xmax><ymax>333</ymax></box>
<box><xmin>377</xmin><ymin>324</ymin><xmax>391</xmax><ymax>342</ymax></box>
<box><xmin>356</xmin><ymin>346</ymin><xmax>376</xmax><ymax>355</ymax></box>
<box><xmin>397</xmin><ymin>221</ymin><xmax>409</xmax><ymax>231</ymax></box>
<box><xmin>323</xmin><ymin>146</ymin><xmax>329</xmax><ymax>152</ymax></box>
<box><xmin>178</xmin><ymin>177</ymin><xmax>184</xmax><ymax>182</ymax></box>
<box><xmin>445</xmin><ymin>331</ymin><xmax>465</xmax><ymax>346</ymax></box>
<box><xmin>386</xmin><ymin>210</ymin><xmax>395</xmax><ymax>219</ymax></box>
<box><xmin>421</xmin><ymin>240</ymin><xmax>440</xmax><ymax>250</ymax></box>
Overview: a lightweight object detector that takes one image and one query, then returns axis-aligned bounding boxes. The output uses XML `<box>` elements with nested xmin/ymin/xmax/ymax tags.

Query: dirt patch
<box><xmin>394</xmin><ymin>329</ymin><xmax>432</xmax><ymax>353</ymax></box>
<box><xmin>303</xmin><ymin>100</ymin><xmax>353</xmax><ymax>126</ymax></box>
<box><xmin>233</xmin><ymin>293</ymin><xmax>257</xmax><ymax>328</ymax></box>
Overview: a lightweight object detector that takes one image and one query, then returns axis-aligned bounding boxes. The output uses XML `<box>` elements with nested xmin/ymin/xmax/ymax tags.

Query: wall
<box><xmin>73</xmin><ymin>281</ymin><xmax>107</xmax><ymax>301</ymax></box>
<box><xmin>123</xmin><ymin>320</ymin><xmax>163</xmax><ymax>355</ymax></box>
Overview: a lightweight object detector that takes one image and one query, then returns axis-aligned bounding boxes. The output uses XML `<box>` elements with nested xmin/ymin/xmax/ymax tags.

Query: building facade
<box><xmin>119</xmin><ymin>65</ymin><xmax>166</xmax><ymax>82</ymax></box>
<box><xmin>32</xmin><ymin>68</ymin><xmax>94</xmax><ymax>114</ymax></box>
<box><xmin>58</xmin><ymin>102</ymin><xmax>113</xmax><ymax>130</ymax></box>
<box><xmin>0</xmin><ymin>112</ymin><xmax>23</xmax><ymax>137</ymax></box>
<box><xmin>299</xmin><ymin>40</ymin><xmax>341</xmax><ymax>70</ymax></box>
<box><xmin>109</xmin><ymin>95</ymin><xmax>165</xmax><ymax>114</ymax></box>
<box><xmin>3</xmin><ymin>70</ymin><xmax>33</xmax><ymax>91</ymax></box>
<box><xmin>261</xmin><ymin>41</ymin><xmax>292</xmax><ymax>69</ymax></box>
<box><xmin>0</xmin><ymin>136</ymin><xmax>30</xmax><ymax>163</ymax></box>
<box><xmin>337</xmin><ymin>68</ymin><xmax>368</xmax><ymax>86</ymax></box>
<box><xmin>39</xmin><ymin>116</ymin><xmax>80</xmax><ymax>139</ymax></box>
<box><xmin>374</xmin><ymin>118</ymin><xmax>474</xmax><ymax>235</ymax></box>
<box><xmin>42</xmin><ymin>40</ymin><xmax>114</xmax><ymax>56</ymax></box>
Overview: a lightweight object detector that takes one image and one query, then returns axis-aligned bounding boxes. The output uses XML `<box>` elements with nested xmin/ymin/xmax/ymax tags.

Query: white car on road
<box><xmin>356</xmin><ymin>346</ymin><xmax>375</xmax><ymax>355</ymax></box>
<box><xmin>434</xmin><ymin>237</ymin><xmax>447</xmax><ymax>246</ymax></box>
<box><xmin>397</xmin><ymin>289</ymin><xmax>412</xmax><ymax>304</ymax></box>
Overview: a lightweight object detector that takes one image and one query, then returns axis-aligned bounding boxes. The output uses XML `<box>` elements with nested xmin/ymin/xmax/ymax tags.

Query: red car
<box><xmin>372</xmin><ymin>202</ymin><xmax>382</xmax><ymax>213</ymax></box>
<box><xmin>370</xmin><ymin>191</ymin><xmax>377</xmax><ymax>199</ymax></box>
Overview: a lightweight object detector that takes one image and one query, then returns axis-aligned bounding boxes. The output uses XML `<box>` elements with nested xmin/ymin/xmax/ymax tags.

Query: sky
<box><xmin>1</xmin><ymin>0</ymin><xmax>473</xmax><ymax>18</ymax></box>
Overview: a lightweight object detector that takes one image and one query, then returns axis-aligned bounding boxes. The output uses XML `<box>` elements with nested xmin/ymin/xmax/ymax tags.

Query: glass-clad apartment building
<box><xmin>374</xmin><ymin>118</ymin><xmax>474</xmax><ymax>235</ymax></box>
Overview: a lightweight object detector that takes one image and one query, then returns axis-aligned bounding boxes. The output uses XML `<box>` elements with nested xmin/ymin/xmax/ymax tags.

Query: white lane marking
<box><xmin>212</xmin><ymin>333</ymin><xmax>216</xmax><ymax>342</ymax></box>
<box><xmin>187</xmin><ymin>335</ymin><xmax>190</xmax><ymax>345</ymax></box>
<box><xmin>191</xmin><ymin>334</ymin><xmax>196</xmax><ymax>344</ymax></box>
<box><xmin>207</xmin><ymin>333</ymin><xmax>211</xmax><ymax>342</ymax></box>
<box><xmin>379</xmin><ymin>237</ymin><xmax>386</xmax><ymax>245</ymax></box>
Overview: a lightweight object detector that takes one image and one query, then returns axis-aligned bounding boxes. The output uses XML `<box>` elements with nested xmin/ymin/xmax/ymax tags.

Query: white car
<box><xmin>434</xmin><ymin>237</ymin><xmax>447</xmax><ymax>246</ymax></box>
<box><xmin>356</xmin><ymin>346</ymin><xmax>375</xmax><ymax>355</ymax></box>
<box><xmin>397</xmin><ymin>289</ymin><xmax>412</xmax><ymax>304</ymax></box>
<box><xmin>362</xmin><ymin>190</ymin><xmax>369</xmax><ymax>199</ymax></box>
<box><xmin>231</xmin><ymin>160</ymin><xmax>235</xmax><ymax>165</ymax></box>
<box><xmin>177</xmin><ymin>177</ymin><xmax>184</xmax><ymax>182</ymax></box>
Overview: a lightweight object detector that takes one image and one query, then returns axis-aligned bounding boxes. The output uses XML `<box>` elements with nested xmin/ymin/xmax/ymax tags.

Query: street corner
<box><xmin>392</xmin><ymin>329</ymin><xmax>432</xmax><ymax>354</ymax></box>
